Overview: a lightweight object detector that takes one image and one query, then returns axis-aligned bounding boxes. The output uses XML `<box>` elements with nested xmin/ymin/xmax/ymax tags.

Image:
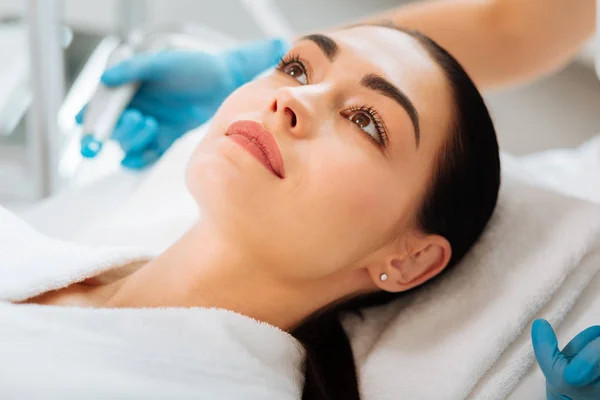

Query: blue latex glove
<box><xmin>76</xmin><ymin>37</ymin><xmax>289</xmax><ymax>169</ymax></box>
<box><xmin>532</xmin><ymin>319</ymin><xmax>600</xmax><ymax>400</ymax></box>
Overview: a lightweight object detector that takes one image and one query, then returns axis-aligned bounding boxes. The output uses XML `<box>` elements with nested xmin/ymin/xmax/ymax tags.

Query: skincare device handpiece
<box><xmin>80</xmin><ymin>44</ymin><xmax>139</xmax><ymax>158</ymax></box>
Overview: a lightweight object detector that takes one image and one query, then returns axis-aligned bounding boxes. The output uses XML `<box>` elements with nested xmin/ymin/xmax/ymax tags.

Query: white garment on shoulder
<box><xmin>0</xmin><ymin>205</ymin><xmax>305</xmax><ymax>399</ymax></box>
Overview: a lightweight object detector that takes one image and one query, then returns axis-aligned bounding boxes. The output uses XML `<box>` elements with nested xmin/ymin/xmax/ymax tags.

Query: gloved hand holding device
<box><xmin>77</xmin><ymin>37</ymin><xmax>288</xmax><ymax>169</ymax></box>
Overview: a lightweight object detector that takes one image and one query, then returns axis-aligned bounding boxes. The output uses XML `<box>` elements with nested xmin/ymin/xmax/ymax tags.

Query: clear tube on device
<box><xmin>80</xmin><ymin>44</ymin><xmax>139</xmax><ymax>158</ymax></box>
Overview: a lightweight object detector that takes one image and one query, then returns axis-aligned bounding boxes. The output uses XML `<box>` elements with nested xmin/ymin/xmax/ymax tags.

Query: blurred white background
<box><xmin>1</xmin><ymin>0</ymin><xmax>596</xmax><ymax>154</ymax></box>
<box><xmin>0</xmin><ymin>0</ymin><xmax>598</xmax><ymax>198</ymax></box>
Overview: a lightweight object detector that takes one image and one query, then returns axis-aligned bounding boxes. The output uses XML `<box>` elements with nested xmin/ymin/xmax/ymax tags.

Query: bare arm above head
<box><xmin>368</xmin><ymin>0</ymin><xmax>596</xmax><ymax>90</ymax></box>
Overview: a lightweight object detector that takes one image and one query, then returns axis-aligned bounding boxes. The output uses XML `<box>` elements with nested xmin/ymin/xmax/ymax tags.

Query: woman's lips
<box><xmin>225</xmin><ymin>120</ymin><xmax>286</xmax><ymax>179</ymax></box>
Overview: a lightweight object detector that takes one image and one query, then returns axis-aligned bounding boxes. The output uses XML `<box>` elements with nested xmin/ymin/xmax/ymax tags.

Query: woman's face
<box><xmin>186</xmin><ymin>26</ymin><xmax>453</xmax><ymax>282</ymax></box>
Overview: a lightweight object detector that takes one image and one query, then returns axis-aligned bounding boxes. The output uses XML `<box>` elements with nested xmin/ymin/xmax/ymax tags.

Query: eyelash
<box><xmin>276</xmin><ymin>52</ymin><xmax>389</xmax><ymax>148</ymax></box>
<box><xmin>347</xmin><ymin>105</ymin><xmax>389</xmax><ymax>147</ymax></box>
<box><xmin>276</xmin><ymin>53</ymin><xmax>310</xmax><ymax>82</ymax></box>
<box><xmin>277</xmin><ymin>52</ymin><xmax>304</xmax><ymax>69</ymax></box>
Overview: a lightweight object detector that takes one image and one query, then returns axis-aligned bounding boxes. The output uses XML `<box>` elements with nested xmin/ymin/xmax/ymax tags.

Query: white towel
<box><xmin>349</xmin><ymin>161</ymin><xmax>600</xmax><ymax>400</ymax></box>
<box><xmin>501</xmin><ymin>135</ymin><xmax>600</xmax><ymax>399</ymax></box>
<box><xmin>9</xmin><ymin>126</ymin><xmax>600</xmax><ymax>399</ymax></box>
<box><xmin>0</xmin><ymin>205</ymin><xmax>305</xmax><ymax>399</ymax></box>
<box><xmin>0</xmin><ymin>205</ymin><xmax>150</xmax><ymax>302</ymax></box>
<box><xmin>502</xmin><ymin>135</ymin><xmax>600</xmax><ymax>204</ymax></box>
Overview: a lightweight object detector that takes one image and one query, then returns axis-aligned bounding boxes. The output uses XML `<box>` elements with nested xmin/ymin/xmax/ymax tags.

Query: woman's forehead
<box><xmin>322</xmin><ymin>26</ymin><xmax>446</xmax><ymax>106</ymax></box>
<box><xmin>328</xmin><ymin>26</ymin><xmax>439</xmax><ymax>78</ymax></box>
<box><xmin>326</xmin><ymin>26</ymin><xmax>452</xmax><ymax>148</ymax></box>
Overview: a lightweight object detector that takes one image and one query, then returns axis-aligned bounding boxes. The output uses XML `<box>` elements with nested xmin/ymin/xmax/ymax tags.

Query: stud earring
<box><xmin>379</xmin><ymin>273</ymin><xmax>388</xmax><ymax>282</ymax></box>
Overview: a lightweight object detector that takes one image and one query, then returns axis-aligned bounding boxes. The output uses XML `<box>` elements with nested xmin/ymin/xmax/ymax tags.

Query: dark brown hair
<box><xmin>292</xmin><ymin>24</ymin><xmax>501</xmax><ymax>400</ymax></box>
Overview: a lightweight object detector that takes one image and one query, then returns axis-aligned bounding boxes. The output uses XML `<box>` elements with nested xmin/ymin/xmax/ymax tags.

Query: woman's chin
<box><xmin>185</xmin><ymin>137</ymin><xmax>276</xmax><ymax>212</ymax></box>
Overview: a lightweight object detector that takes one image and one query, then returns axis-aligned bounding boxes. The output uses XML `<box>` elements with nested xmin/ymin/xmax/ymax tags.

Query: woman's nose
<box><xmin>267</xmin><ymin>88</ymin><xmax>311</xmax><ymax>139</ymax></box>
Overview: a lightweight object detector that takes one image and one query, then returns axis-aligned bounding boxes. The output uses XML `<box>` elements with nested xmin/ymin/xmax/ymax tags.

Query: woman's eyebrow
<box><xmin>361</xmin><ymin>74</ymin><xmax>420</xmax><ymax>148</ymax></box>
<box><xmin>298</xmin><ymin>33</ymin><xmax>420</xmax><ymax>148</ymax></box>
<box><xmin>299</xmin><ymin>34</ymin><xmax>339</xmax><ymax>61</ymax></box>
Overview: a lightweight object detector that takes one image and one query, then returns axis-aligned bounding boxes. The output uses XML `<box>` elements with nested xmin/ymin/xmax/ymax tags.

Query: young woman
<box><xmin>30</xmin><ymin>23</ymin><xmax>500</xmax><ymax>399</ymax></box>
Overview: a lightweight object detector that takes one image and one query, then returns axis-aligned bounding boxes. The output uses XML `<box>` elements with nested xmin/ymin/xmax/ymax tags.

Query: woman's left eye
<box><xmin>345</xmin><ymin>109</ymin><xmax>388</xmax><ymax>147</ymax></box>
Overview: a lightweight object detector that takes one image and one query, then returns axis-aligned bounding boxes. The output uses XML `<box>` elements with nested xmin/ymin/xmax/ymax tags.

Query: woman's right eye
<box><xmin>277</xmin><ymin>56</ymin><xmax>308</xmax><ymax>85</ymax></box>
<box><xmin>282</xmin><ymin>63</ymin><xmax>307</xmax><ymax>85</ymax></box>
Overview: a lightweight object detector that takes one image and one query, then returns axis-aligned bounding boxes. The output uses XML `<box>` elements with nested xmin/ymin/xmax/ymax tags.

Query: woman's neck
<box><xmin>100</xmin><ymin>221</ymin><xmax>367</xmax><ymax>331</ymax></box>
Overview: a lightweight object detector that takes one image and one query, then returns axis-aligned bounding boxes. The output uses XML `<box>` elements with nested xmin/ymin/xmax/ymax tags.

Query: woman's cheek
<box><xmin>323</xmin><ymin>162</ymin><xmax>387</xmax><ymax>217</ymax></box>
<box><xmin>348</xmin><ymin>181</ymin><xmax>387</xmax><ymax>217</ymax></box>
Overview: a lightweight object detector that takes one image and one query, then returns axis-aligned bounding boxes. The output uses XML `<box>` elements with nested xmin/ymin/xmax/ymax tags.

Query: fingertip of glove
<box><xmin>121</xmin><ymin>148</ymin><xmax>161</xmax><ymax>170</ymax></box>
<box><xmin>121</xmin><ymin>155</ymin><xmax>147</xmax><ymax>170</ymax></box>
<box><xmin>101</xmin><ymin>66</ymin><xmax>125</xmax><ymax>86</ymax></box>
<box><xmin>532</xmin><ymin>319</ymin><xmax>549</xmax><ymax>336</ymax></box>
<box><xmin>144</xmin><ymin>115</ymin><xmax>159</xmax><ymax>131</ymax></box>
<box><xmin>531</xmin><ymin>319</ymin><xmax>558</xmax><ymax>351</ymax></box>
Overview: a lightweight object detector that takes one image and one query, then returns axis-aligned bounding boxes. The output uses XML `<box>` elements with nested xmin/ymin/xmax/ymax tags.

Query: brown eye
<box><xmin>284</xmin><ymin>63</ymin><xmax>302</xmax><ymax>77</ymax></box>
<box><xmin>344</xmin><ymin>108</ymin><xmax>385</xmax><ymax>145</ymax></box>
<box><xmin>350</xmin><ymin>111</ymin><xmax>372</xmax><ymax>129</ymax></box>
<box><xmin>282</xmin><ymin>62</ymin><xmax>307</xmax><ymax>84</ymax></box>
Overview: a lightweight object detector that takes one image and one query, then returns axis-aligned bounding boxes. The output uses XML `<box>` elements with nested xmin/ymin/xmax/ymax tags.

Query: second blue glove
<box><xmin>532</xmin><ymin>319</ymin><xmax>600</xmax><ymax>400</ymax></box>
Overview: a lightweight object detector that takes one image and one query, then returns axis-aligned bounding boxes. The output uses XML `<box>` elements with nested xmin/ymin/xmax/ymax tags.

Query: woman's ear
<box><xmin>368</xmin><ymin>235</ymin><xmax>451</xmax><ymax>293</ymax></box>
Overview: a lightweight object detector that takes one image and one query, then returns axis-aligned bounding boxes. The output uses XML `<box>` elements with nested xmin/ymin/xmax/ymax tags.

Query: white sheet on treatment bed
<box><xmin>18</xmin><ymin>165</ymin><xmax>149</xmax><ymax>242</ymax></box>
<box><xmin>15</xmin><ymin>128</ymin><xmax>600</xmax><ymax>399</ymax></box>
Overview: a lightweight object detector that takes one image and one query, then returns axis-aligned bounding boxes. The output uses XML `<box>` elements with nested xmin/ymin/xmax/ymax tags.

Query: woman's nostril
<box><xmin>284</xmin><ymin>107</ymin><xmax>297</xmax><ymax>127</ymax></box>
<box><xmin>271</xmin><ymin>100</ymin><xmax>278</xmax><ymax>113</ymax></box>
